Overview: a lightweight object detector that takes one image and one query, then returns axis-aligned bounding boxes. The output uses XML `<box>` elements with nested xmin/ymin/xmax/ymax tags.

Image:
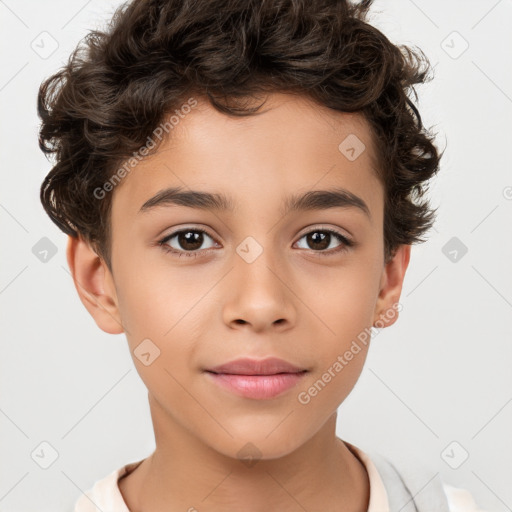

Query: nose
<box><xmin>222</xmin><ymin>245</ymin><xmax>297</xmax><ymax>333</ymax></box>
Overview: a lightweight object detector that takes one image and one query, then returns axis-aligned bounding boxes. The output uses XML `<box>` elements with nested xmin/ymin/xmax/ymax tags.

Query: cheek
<box><xmin>115</xmin><ymin>260</ymin><xmax>206</xmax><ymax>339</ymax></box>
<box><xmin>113</xmin><ymin>266</ymin><xmax>208</xmax><ymax>384</ymax></box>
<box><xmin>302</xmin><ymin>265</ymin><xmax>377</xmax><ymax>397</ymax></box>
<box><xmin>307</xmin><ymin>264</ymin><xmax>379</xmax><ymax>341</ymax></box>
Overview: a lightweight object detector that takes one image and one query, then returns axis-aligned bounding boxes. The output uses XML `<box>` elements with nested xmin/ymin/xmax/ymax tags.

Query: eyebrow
<box><xmin>139</xmin><ymin>186</ymin><xmax>371</xmax><ymax>220</ymax></box>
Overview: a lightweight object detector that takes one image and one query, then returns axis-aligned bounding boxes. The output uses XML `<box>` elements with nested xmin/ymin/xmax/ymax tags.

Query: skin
<box><xmin>67</xmin><ymin>92</ymin><xmax>410</xmax><ymax>512</ymax></box>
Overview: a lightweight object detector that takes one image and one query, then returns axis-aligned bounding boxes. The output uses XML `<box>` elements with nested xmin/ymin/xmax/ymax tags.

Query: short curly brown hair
<box><xmin>38</xmin><ymin>0</ymin><xmax>441</xmax><ymax>271</ymax></box>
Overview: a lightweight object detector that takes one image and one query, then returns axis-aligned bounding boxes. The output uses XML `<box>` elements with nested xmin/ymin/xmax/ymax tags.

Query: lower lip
<box><xmin>205</xmin><ymin>371</ymin><xmax>307</xmax><ymax>400</ymax></box>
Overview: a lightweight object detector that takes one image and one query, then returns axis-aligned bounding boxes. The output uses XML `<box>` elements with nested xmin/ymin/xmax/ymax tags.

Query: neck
<box><xmin>119</xmin><ymin>397</ymin><xmax>369</xmax><ymax>512</ymax></box>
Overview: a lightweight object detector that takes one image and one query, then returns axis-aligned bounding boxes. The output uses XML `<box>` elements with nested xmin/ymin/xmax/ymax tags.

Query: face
<box><xmin>76</xmin><ymin>92</ymin><xmax>409</xmax><ymax>460</ymax></box>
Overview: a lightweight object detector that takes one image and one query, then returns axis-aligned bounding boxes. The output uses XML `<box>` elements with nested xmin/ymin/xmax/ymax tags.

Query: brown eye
<box><xmin>295</xmin><ymin>229</ymin><xmax>353</xmax><ymax>255</ymax></box>
<box><xmin>305</xmin><ymin>231</ymin><xmax>330</xmax><ymax>250</ymax></box>
<box><xmin>159</xmin><ymin>228</ymin><xmax>217</xmax><ymax>256</ymax></box>
<box><xmin>175</xmin><ymin>231</ymin><xmax>204</xmax><ymax>251</ymax></box>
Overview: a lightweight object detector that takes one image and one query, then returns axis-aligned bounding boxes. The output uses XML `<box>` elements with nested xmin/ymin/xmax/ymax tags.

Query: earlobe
<box><xmin>373</xmin><ymin>244</ymin><xmax>411</xmax><ymax>329</ymax></box>
<box><xmin>66</xmin><ymin>235</ymin><xmax>125</xmax><ymax>335</ymax></box>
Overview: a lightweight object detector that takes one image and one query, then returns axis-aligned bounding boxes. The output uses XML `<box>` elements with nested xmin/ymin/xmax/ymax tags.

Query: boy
<box><xmin>37</xmin><ymin>0</ymin><xmax>486</xmax><ymax>510</ymax></box>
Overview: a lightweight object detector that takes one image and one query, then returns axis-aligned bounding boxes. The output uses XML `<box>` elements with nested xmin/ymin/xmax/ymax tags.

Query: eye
<box><xmin>157</xmin><ymin>226</ymin><xmax>354</xmax><ymax>259</ymax></box>
<box><xmin>294</xmin><ymin>228</ymin><xmax>354</xmax><ymax>255</ymax></box>
<box><xmin>158</xmin><ymin>227</ymin><xmax>218</xmax><ymax>258</ymax></box>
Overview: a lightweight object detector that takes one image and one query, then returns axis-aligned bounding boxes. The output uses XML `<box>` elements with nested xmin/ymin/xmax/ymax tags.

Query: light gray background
<box><xmin>1</xmin><ymin>1</ymin><xmax>511</xmax><ymax>511</ymax></box>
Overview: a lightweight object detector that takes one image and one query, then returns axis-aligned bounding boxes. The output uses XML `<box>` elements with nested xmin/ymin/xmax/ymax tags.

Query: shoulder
<box><xmin>345</xmin><ymin>440</ymin><xmax>488</xmax><ymax>512</ymax></box>
<box><xmin>73</xmin><ymin>459</ymin><xmax>144</xmax><ymax>512</ymax></box>
<box><xmin>73</xmin><ymin>467</ymin><xmax>123</xmax><ymax>512</ymax></box>
<box><xmin>443</xmin><ymin>483</ymin><xmax>488</xmax><ymax>512</ymax></box>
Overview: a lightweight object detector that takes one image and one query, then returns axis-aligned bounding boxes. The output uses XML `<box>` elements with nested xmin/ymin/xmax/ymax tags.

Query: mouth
<box><xmin>204</xmin><ymin>357</ymin><xmax>309</xmax><ymax>400</ymax></box>
<box><xmin>205</xmin><ymin>356</ymin><xmax>308</xmax><ymax>376</ymax></box>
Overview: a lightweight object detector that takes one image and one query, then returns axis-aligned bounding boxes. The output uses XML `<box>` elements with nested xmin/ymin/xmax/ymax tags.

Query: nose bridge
<box><xmin>222</xmin><ymin>234</ymin><xmax>296</xmax><ymax>330</ymax></box>
<box><xmin>236</xmin><ymin>236</ymin><xmax>279</xmax><ymax>289</ymax></box>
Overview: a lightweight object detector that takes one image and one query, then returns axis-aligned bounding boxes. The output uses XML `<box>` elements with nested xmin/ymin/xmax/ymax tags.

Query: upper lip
<box><xmin>205</xmin><ymin>357</ymin><xmax>307</xmax><ymax>376</ymax></box>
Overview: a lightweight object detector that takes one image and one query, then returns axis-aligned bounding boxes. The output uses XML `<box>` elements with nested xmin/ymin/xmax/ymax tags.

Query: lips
<box><xmin>205</xmin><ymin>357</ymin><xmax>307</xmax><ymax>376</ymax></box>
<box><xmin>204</xmin><ymin>357</ymin><xmax>308</xmax><ymax>399</ymax></box>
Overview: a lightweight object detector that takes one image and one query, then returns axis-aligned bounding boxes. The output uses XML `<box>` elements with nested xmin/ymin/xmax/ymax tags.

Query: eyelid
<box><xmin>158</xmin><ymin>225</ymin><xmax>218</xmax><ymax>246</ymax></box>
<box><xmin>159</xmin><ymin>225</ymin><xmax>352</xmax><ymax>243</ymax></box>
<box><xmin>297</xmin><ymin>224</ymin><xmax>352</xmax><ymax>240</ymax></box>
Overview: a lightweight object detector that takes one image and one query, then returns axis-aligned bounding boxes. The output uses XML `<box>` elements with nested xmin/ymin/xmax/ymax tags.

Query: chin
<box><xmin>203</xmin><ymin>426</ymin><xmax>310</xmax><ymax>463</ymax></box>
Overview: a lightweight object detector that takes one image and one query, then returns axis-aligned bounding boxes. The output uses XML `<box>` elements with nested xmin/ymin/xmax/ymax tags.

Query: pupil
<box><xmin>309</xmin><ymin>232</ymin><xmax>329</xmax><ymax>250</ymax></box>
<box><xmin>179</xmin><ymin>231</ymin><xmax>203</xmax><ymax>250</ymax></box>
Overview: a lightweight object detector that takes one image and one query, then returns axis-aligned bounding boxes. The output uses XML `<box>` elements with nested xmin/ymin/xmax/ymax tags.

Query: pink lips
<box><xmin>204</xmin><ymin>357</ymin><xmax>308</xmax><ymax>400</ymax></box>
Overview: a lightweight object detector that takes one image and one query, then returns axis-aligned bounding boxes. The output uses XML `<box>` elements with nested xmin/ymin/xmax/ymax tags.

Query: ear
<box><xmin>373</xmin><ymin>244</ymin><xmax>411</xmax><ymax>328</ymax></box>
<box><xmin>66</xmin><ymin>235</ymin><xmax>124</xmax><ymax>334</ymax></box>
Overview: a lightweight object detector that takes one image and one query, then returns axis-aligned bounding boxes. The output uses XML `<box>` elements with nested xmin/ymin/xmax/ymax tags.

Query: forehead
<box><xmin>111</xmin><ymin>92</ymin><xmax>383</xmax><ymax>222</ymax></box>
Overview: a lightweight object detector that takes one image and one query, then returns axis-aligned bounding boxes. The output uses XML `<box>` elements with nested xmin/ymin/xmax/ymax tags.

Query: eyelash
<box><xmin>157</xmin><ymin>227</ymin><xmax>355</xmax><ymax>259</ymax></box>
